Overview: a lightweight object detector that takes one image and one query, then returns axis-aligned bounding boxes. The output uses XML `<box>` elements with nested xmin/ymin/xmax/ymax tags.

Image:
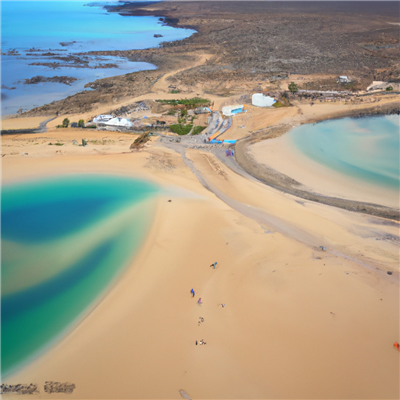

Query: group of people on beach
<box><xmin>192</xmin><ymin>261</ymin><xmax>224</xmax><ymax>345</ymax></box>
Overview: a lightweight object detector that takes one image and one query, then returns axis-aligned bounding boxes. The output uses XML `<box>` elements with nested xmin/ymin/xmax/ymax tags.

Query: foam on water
<box><xmin>1</xmin><ymin>175</ymin><xmax>158</xmax><ymax>376</ymax></box>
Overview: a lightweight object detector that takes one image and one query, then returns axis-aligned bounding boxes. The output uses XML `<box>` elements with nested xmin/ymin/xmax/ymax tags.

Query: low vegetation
<box><xmin>288</xmin><ymin>82</ymin><xmax>298</xmax><ymax>93</ymax></box>
<box><xmin>191</xmin><ymin>126</ymin><xmax>206</xmax><ymax>135</ymax></box>
<box><xmin>156</xmin><ymin>97</ymin><xmax>210</xmax><ymax>109</ymax></box>
<box><xmin>130</xmin><ymin>132</ymin><xmax>151</xmax><ymax>150</ymax></box>
<box><xmin>169</xmin><ymin>124</ymin><xmax>193</xmax><ymax>135</ymax></box>
<box><xmin>88</xmin><ymin>139</ymin><xmax>115</xmax><ymax>145</ymax></box>
<box><xmin>56</xmin><ymin>118</ymin><xmax>70</xmax><ymax>128</ymax></box>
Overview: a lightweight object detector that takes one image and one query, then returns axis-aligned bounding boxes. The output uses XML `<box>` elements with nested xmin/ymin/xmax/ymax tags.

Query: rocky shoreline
<box><xmin>23</xmin><ymin>76</ymin><xmax>78</xmax><ymax>86</ymax></box>
<box><xmin>235</xmin><ymin>103</ymin><xmax>400</xmax><ymax>221</ymax></box>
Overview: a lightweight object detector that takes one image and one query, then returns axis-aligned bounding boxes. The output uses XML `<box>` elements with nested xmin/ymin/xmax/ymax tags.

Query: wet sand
<box><xmin>250</xmin><ymin>131</ymin><xmax>399</xmax><ymax>209</ymax></box>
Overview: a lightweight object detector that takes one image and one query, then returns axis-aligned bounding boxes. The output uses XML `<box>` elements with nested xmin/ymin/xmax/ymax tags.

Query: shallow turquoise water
<box><xmin>288</xmin><ymin>115</ymin><xmax>400</xmax><ymax>190</ymax></box>
<box><xmin>1</xmin><ymin>175</ymin><xmax>158</xmax><ymax>376</ymax></box>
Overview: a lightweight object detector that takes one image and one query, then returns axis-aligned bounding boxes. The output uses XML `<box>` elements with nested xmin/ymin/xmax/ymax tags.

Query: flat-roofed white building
<box><xmin>252</xmin><ymin>93</ymin><xmax>276</xmax><ymax>107</ymax></box>
<box><xmin>104</xmin><ymin>117</ymin><xmax>132</xmax><ymax>128</ymax></box>
<box><xmin>222</xmin><ymin>105</ymin><xmax>244</xmax><ymax>116</ymax></box>
<box><xmin>337</xmin><ymin>76</ymin><xmax>350</xmax><ymax>83</ymax></box>
<box><xmin>93</xmin><ymin>114</ymin><xmax>114</xmax><ymax>123</ymax></box>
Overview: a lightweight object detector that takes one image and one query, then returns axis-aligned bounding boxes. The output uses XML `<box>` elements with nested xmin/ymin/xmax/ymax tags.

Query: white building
<box><xmin>104</xmin><ymin>117</ymin><xmax>132</xmax><ymax>128</ymax></box>
<box><xmin>337</xmin><ymin>76</ymin><xmax>350</xmax><ymax>83</ymax></box>
<box><xmin>93</xmin><ymin>114</ymin><xmax>114</xmax><ymax>123</ymax></box>
<box><xmin>252</xmin><ymin>93</ymin><xmax>276</xmax><ymax>107</ymax></box>
<box><xmin>222</xmin><ymin>105</ymin><xmax>244</xmax><ymax>117</ymax></box>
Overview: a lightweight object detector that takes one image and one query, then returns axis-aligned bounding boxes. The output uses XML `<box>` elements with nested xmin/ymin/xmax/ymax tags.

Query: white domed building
<box><xmin>252</xmin><ymin>93</ymin><xmax>276</xmax><ymax>107</ymax></box>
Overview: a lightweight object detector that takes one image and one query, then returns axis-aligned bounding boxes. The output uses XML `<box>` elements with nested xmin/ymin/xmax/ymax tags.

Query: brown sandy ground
<box><xmin>0</xmin><ymin>116</ymin><xmax>50</xmax><ymax>130</ymax></box>
<box><xmin>1</xmin><ymin>116</ymin><xmax>399</xmax><ymax>399</ymax></box>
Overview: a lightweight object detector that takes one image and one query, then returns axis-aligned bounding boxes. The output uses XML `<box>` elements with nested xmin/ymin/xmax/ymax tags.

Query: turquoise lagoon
<box><xmin>1</xmin><ymin>175</ymin><xmax>158</xmax><ymax>376</ymax></box>
<box><xmin>1</xmin><ymin>1</ymin><xmax>195</xmax><ymax>114</ymax></box>
<box><xmin>288</xmin><ymin>115</ymin><xmax>400</xmax><ymax>191</ymax></box>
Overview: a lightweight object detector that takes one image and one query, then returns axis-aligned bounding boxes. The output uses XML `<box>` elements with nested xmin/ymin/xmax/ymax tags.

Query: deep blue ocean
<box><xmin>1</xmin><ymin>1</ymin><xmax>195</xmax><ymax>114</ymax></box>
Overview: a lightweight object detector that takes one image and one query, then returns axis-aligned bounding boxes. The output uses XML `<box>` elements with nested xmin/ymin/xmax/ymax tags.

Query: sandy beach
<box><xmin>0</xmin><ymin>116</ymin><xmax>50</xmax><ymax>131</ymax></box>
<box><xmin>249</xmin><ymin>132</ymin><xmax>399</xmax><ymax>209</ymax></box>
<box><xmin>2</xmin><ymin>118</ymin><xmax>399</xmax><ymax>398</ymax></box>
<box><xmin>2</xmin><ymin>1</ymin><xmax>400</xmax><ymax>396</ymax></box>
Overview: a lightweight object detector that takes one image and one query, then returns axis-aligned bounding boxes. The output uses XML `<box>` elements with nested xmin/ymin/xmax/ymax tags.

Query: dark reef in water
<box><xmin>23</xmin><ymin>76</ymin><xmax>78</xmax><ymax>85</ymax></box>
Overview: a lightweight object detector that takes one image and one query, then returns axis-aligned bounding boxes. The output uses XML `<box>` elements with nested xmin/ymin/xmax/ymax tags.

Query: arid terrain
<box><xmin>18</xmin><ymin>1</ymin><xmax>400</xmax><ymax>117</ymax></box>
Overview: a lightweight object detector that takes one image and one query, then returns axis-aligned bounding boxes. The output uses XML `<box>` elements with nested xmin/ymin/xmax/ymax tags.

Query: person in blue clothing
<box><xmin>191</xmin><ymin>288</ymin><xmax>195</xmax><ymax>297</ymax></box>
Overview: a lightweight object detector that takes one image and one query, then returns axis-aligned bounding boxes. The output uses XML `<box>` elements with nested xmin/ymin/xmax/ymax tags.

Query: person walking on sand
<box><xmin>210</xmin><ymin>262</ymin><xmax>218</xmax><ymax>269</ymax></box>
<box><xmin>191</xmin><ymin>288</ymin><xmax>195</xmax><ymax>297</ymax></box>
<box><xmin>198</xmin><ymin>298</ymin><xmax>202</xmax><ymax>305</ymax></box>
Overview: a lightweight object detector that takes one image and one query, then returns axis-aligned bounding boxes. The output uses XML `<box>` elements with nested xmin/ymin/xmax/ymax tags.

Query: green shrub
<box><xmin>288</xmin><ymin>82</ymin><xmax>298</xmax><ymax>93</ymax></box>
<box><xmin>272</xmin><ymin>101</ymin><xmax>284</xmax><ymax>108</ymax></box>
<box><xmin>386</xmin><ymin>86</ymin><xmax>393</xmax><ymax>91</ymax></box>
<box><xmin>62</xmin><ymin>118</ymin><xmax>70</xmax><ymax>128</ymax></box>
<box><xmin>191</xmin><ymin>126</ymin><xmax>206</xmax><ymax>135</ymax></box>
<box><xmin>78</xmin><ymin>119</ymin><xmax>85</xmax><ymax>127</ymax></box>
<box><xmin>170</xmin><ymin>124</ymin><xmax>193</xmax><ymax>135</ymax></box>
<box><xmin>156</xmin><ymin>98</ymin><xmax>210</xmax><ymax>109</ymax></box>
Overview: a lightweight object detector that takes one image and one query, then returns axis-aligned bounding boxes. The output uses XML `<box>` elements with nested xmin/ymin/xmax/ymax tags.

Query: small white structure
<box><xmin>93</xmin><ymin>114</ymin><xmax>113</xmax><ymax>123</ymax></box>
<box><xmin>337</xmin><ymin>76</ymin><xmax>350</xmax><ymax>83</ymax></box>
<box><xmin>222</xmin><ymin>105</ymin><xmax>244</xmax><ymax>117</ymax></box>
<box><xmin>252</xmin><ymin>93</ymin><xmax>276</xmax><ymax>107</ymax></box>
<box><xmin>104</xmin><ymin>117</ymin><xmax>132</xmax><ymax>128</ymax></box>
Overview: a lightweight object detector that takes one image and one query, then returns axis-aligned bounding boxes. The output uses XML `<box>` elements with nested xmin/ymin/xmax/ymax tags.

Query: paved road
<box><xmin>38</xmin><ymin>117</ymin><xmax>57</xmax><ymax>133</ymax></box>
<box><xmin>205</xmin><ymin>111</ymin><xmax>223</xmax><ymax>136</ymax></box>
